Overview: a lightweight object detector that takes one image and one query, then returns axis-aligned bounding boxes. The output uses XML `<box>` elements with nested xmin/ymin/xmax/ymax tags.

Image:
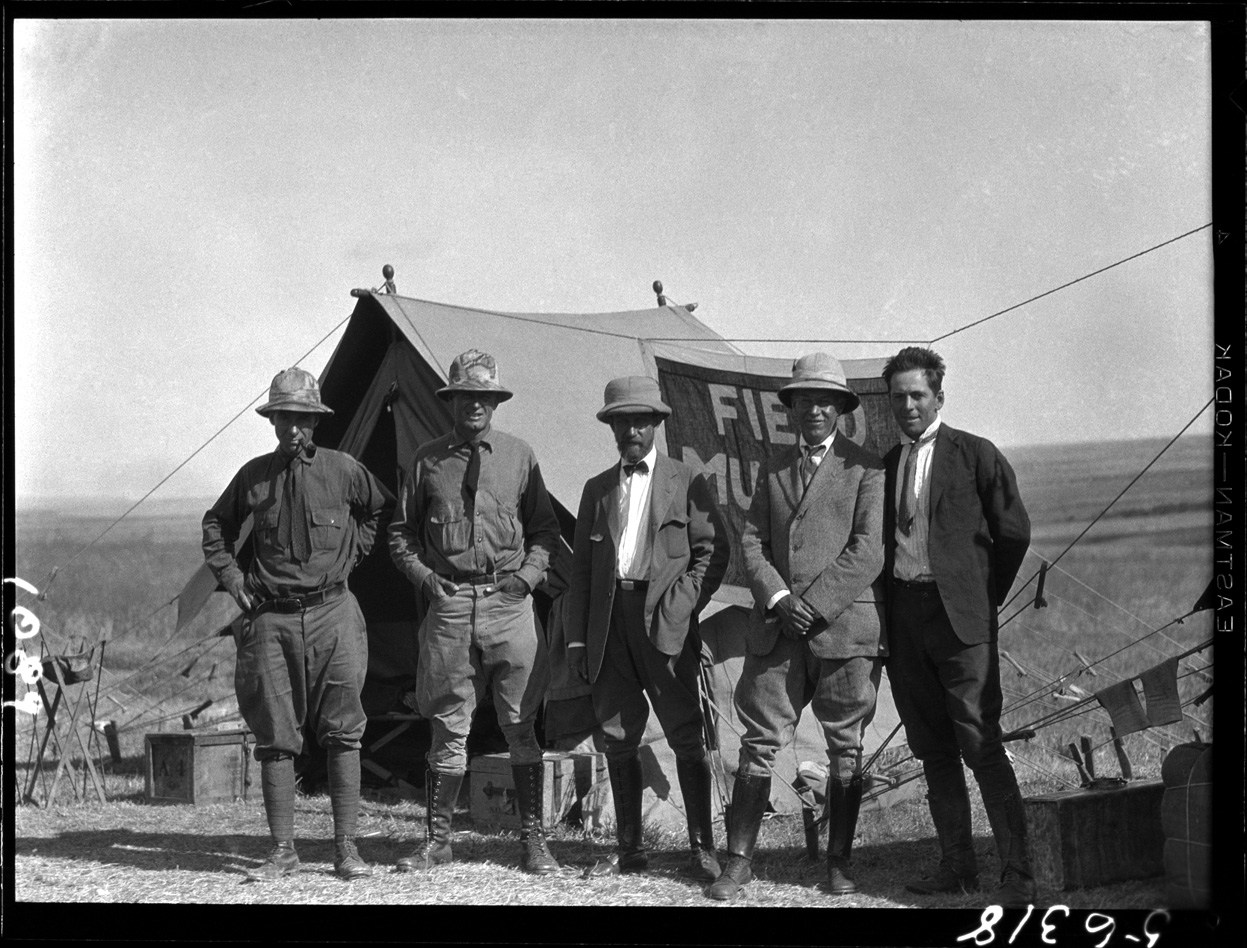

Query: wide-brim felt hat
<box><xmin>255</xmin><ymin>367</ymin><xmax>335</xmax><ymax>417</ymax></box>
<box><xmin>777</xmin><ymin>352</ymin><xmax>860</xmax><ymax>412</ymax></box>
<box><xmin>596</xmin><ymin>376</ymin><xmax>672</xmax><ymax>422</ymax></box>
<box><xmin>436</xmin><ymin>349</ymin><xmax>514</xmax><ymax>402</ymax></box>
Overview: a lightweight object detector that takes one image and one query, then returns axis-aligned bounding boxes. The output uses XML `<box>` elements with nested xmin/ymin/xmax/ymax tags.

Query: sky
<box><xmin>12</xmin><ymin>17</ymin><xmax>1216</xmax><ymax>505</ymax></box>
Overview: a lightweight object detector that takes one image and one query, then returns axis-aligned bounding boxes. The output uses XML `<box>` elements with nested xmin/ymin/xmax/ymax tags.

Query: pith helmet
<box><xmin>596</xmin><ymin>376</ymin><xmax>672</xmax><ymax>423</ymax></box>
<box><xmin>777</xmin><ymin>352</ymin><xmax>860</xmax><ymax>412</ymax></box>
<box><xmin>436</xmin><ymin>349</ymin><xmax>514</xmax><ymax>403</ymax></box>
<box><xmin>255</xmin><ymin>367</ymin><xmax>334</xmax><ymax>417</ymax></box>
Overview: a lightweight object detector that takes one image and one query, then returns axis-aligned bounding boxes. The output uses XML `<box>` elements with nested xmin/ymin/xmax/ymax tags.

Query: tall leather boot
<box><xmin>983</xmin><ymin>789</ymin><xmax>1036</xmax><ymax>908</ymax></box>
<box><xmin>615</xmin><ymin>755</ymin><xmax>649</xmax><ymax>871</ymax></box>
<box><xmin>249</xmin><ymin>756</ymin><xmax>300</xmax><ymax>882</ymax></box>
<box><xmin>396</xmin><ymin>768</ymin><xmax>463</xmax><ymax>872</ymax></box>
<box><xmin>906</xmin><ymin>766</ymin><xmax>980</xmax><ymax>895</ymax></box>
<box><xmin>824</xmin><ymin>774</ymin><xmax>863</xmax><ymax>895</ymax></box>
<box><xmin>512</xmin><ymin>762</ymin><xmax>560</xmax><ymax>875</ymax></box>
<box><xmin>705</xmin><ymin>773</ymin><xmax>770</xmax><ymax>902</ymax></box>
<box><xmin>676</xmin><ymin>756</ymin><xmax>721</xmax><ymax>883</ymax></box>
<box><xmin>586</xmin><ymin>755</ymin><xmax>648</xmax><ymax>876</ymax></box>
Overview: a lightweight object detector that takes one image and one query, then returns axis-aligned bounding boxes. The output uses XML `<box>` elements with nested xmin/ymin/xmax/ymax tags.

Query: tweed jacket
<box><xmin>566</xmin><ymin>453</ymin><xmax>729</xmax><ymax>684</ymax></box>
<box><xmin>883</xmin><ymin>423</ymin><xmax>1031</xmax><ymax>646</ymax></box>
<box><xmin>740</xmin><ymin>434</ymin><xmax>886</xmax><ymax>660</ymax></box>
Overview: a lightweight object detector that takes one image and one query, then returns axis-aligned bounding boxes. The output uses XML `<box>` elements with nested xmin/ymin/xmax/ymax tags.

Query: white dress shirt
<box><xmin>617</xmin><ymin>445</ymin><xmax>658</xmax><ymax>580</ymax></box>
<box><xmin>893</xmin><ymin>415</ymin><xmax>942</xmax><ymax>582</ymax></box>
<box><xmin>765</xmin><ymin>431</ymin><xmax>836</xmax><ymax>611</ymax></box>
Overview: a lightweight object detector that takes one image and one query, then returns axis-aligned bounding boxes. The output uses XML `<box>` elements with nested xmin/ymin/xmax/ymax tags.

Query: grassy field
<box><xmin>8</xmin><ymin>435</ymin><xmax>1215</xmax><ymax>912</ymax></box>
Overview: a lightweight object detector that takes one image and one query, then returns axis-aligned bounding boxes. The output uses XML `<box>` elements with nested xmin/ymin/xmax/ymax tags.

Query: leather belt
<box><xmin>448</xmin><ymin>570</ymin><xmax>515</xmax><ymax>587</ymax></box>
<box><xmin>616</xmin><ymin>578</ymin><xmax>649</xmax><ymax>591</ymax></box>
<box><xmin>255</xmin><ymin>583</ymin><xmax>346</xmax><ymax>615</ymax></box>
<box><xmin>893</xmin><ymin>577</ymin><xmax>938</xmax><ymax>590</ymax></box>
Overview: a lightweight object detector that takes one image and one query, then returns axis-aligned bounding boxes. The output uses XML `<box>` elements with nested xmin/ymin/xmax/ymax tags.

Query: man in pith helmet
<box><xmin>708</xmin><ymin>352</ymin><xmax>885</xmax><ymax>901</ymax></box>
<box><xmin>566</xmin><ymin>376</ymin><xmax>729</xmax><ymax>882</ymax></box>
<box><xmin>203</xmin><ymin>366</ymin><xmax>395</xmax><ymax>881</ymax></box>
<box><xmin>389</xmin><ymin>349</ymin><xmax>563</xmax><ymax>875</ymax></box>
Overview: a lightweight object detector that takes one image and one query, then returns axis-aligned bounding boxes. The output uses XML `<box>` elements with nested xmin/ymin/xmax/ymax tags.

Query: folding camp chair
<box><xmin>360</xmin><ymin>712</ymin><xmax>424</xmax><ymax>796</ymax></box>
<box><xmin>24</xmin><ymin>646</ymin><xmax>108</xmax><ymax>805</ymax></box>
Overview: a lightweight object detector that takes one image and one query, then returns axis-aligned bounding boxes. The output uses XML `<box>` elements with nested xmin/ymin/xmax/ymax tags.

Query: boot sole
<box><xmin>706</xmin><ymin>872</ymin><xmax>752</xmax><ymax>901</ymax></box>
<box><xmin>246</xmin><ymin>864</ymin><xmax>299</xmax><ymax>881</ymax></box>
<box><xmin>521</xmin><ymin>863</ymin><xmax>561</xmax><ymax>875</ymax></box>
<box><xmin>706</xmin><ymin>882</ymin><xmax>747</xmax><ymax>901</ymax></box>
<box><xmin>395</xmin><ymin>862</ymin><xmax>452</xmax><ymax>872</ymax></box>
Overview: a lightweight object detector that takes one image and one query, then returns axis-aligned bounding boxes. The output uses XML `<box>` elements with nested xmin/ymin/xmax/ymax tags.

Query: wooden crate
<box><xmin>1024</xmin><ymin>780</ymin><xmax>1165</xmax><ymax>890</ymax></box>
<box><xmin>145</xmin><ymin>730</ymin><xmax>253</xmax><ymax>805</ymax></box>
<box><xmin>470</xmin><ymin>750</ymin><xmax>606</xmax><ymax>829</ymax></box>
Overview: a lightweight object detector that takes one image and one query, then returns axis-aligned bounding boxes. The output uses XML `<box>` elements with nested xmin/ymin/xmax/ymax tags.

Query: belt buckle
<box><xmin>273</xmin><ymin>597</ymin><xmax>302</xmax><ymax>613</ymax></box>
<box><xmin>619</xmin><ymin>579</ymin><xmax>637</xmax><ymax>591</ymax></box>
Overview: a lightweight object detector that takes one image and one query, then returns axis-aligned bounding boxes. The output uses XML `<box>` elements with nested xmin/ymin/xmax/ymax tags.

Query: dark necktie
<box><xmin>898</xmin><ymin>441</ymin><xmax>920</xmax><ymax>537</ymax></box>
<box><xmin>463</xmin><ymin>442</ymin><xmax>481</xmax><ymax>507</ymax></box>
<box><xmin>800</xmin><ymin>444</ymin><xmax>825</xmax><ymax>491</ymax></box>
<box><xmin>623</xmin><ymin>459</ymin><xmax>649</xmax><ymax>478</ymax></box>
<box><xmin>279</xmin><ymin>457</ymin><xmax>312</xmax><ymax>563</ymax></box>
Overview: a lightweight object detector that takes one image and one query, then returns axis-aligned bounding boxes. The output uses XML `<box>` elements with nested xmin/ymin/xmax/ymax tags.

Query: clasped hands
<box><xmin>772</xmin><ymin>593</ymin><xmax>821</xmax><ymax>638</ymax></box>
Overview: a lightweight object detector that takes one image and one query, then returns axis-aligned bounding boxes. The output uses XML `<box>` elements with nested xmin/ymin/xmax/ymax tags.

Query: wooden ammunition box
<box><xmin>1024</xmin><ymin>780</ymin><xmax>1165</xmax><ymax>890</ymax></box>
<box><xmin>470</xmin><ymin>750</ymin><xmax>606</xmax><ymax>830</ymax></box>
<box><xmin>145</xmin><ymin>730</ymin><xmax>253</xmax><ymax>805</ymax></box>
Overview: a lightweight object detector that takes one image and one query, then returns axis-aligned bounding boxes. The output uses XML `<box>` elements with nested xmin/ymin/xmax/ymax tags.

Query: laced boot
<box><xmin>705</xmin><ymin>773</ymin><xmax>770</xmax><ymax>902</ymax></box>
<box><xmin>334</xmin><ymin>836</ymin><xmax>373</xmax><ymax>880</ymax></box>
<box><xmin>247</xmin><ymin>841</ymin><xmax>300</xmax><ymax>881</ymax></box>
<box><xmin>984</xmin><ymin>790</ymin><xmax>1037</xmax><ymax>908</ymax></box>
<box><xmin>513</xmin><ymin>762</ymin><xmax>560</xmax><ymax>874</ymax></box>
<box><xmin>825</xmin><ymin>774</ymin><xmax>863</xmax><ymax>895</ymax></box>
<box><xmin>676</xmin><ymin>756</ymin><xmax>721</xmax><ymax>883</ymax></box>
<box><xmin>396</xmin><ymin>769</ymin><xmax>463</xmax><ymax>872</ymax></box>
<box><xmin>906</xmin><ymin>786</ymin><xmax>981</xmax><ymax>895</ymax></box>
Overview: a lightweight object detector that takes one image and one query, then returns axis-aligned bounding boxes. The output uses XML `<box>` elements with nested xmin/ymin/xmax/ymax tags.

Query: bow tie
<box><xmin>622</xmin><ymin>460</ymin><xmax>649</xmax><ymax>478</ymax></box>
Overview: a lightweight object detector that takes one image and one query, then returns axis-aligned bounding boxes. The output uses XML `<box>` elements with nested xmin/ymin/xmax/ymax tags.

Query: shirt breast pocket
<box><xmin>495</xmin><ymin>502</ymin><xmax>521</xmax><ymax>550</ymax></box>
<box><xmin>311</xmin><ymin>507</ymin><xmax>347</xmax><ymax>552</ymax></box>
<box><xmin>429</xmin><ymin>505</ymin><xmax>470</xmax><ymax>556</ymax></box>
<box><xmin>254</xmin><ymin>505</ymin><xmax>281</xmax><ymax>551</ymax></box>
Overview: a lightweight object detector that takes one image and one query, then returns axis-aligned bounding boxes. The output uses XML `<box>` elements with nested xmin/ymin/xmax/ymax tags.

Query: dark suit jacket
<box><xmin>566</xmin><ymin>454</ymin><xmax>730</xmax><ymax>684</ymax></box>
<box><xmin>883</xmin><ymin>423</ymin><xmax>1031</xmax><ymax>645</ymax></box>
<box><xmin>740</xmin><ymin>435</ymin><xmax>886</xmax><ymax>660</ymax></box>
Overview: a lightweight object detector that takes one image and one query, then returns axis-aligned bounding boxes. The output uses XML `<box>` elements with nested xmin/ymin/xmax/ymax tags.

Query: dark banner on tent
<box><xmin>656</xmin><ymin>356</ymin><xmax>901</xmax><ymax>592</ymax></box>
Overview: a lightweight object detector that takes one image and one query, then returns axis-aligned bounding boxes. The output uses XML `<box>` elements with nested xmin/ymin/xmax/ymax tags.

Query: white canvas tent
<box><xmin>176</xmin><ymin>289</ymin><xmax>916</xmax><ymax>825</ymax></box>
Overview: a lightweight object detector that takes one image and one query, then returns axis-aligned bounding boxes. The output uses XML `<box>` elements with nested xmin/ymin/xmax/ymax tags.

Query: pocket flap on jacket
<box><xmin>311</xmin><ymin>508</ymin><xmax>345</xmax><ymax>528</ymax></box>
